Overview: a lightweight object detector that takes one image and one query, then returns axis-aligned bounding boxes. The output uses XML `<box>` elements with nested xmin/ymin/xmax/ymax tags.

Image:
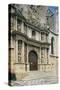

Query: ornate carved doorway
<box><xmin>28</xmin><ymin>50</ymin><xmax>38</xmax><ymax>71</ymax></box>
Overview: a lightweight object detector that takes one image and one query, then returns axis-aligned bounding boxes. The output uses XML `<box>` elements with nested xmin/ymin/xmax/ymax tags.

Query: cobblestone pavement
<box><xmin>11</xmin><ymin>71</ymin><xmax>58</xmax><ymax>86</ymax></box>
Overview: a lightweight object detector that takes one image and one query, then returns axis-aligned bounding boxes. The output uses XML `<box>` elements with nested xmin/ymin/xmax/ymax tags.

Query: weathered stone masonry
<box><xmin>9</xmin><ymin>4</ymin><xmax>58</xmax><ymax>80</ymax></box>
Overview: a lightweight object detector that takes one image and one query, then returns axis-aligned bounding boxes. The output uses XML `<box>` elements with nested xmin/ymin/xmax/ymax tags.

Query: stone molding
<box><xmin>12</xmin><ymin>30</ymin><xmax>50</xmax><ymax>48</ymax></box>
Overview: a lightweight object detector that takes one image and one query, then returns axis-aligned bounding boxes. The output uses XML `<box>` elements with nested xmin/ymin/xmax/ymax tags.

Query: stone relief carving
<box><xmin>15</xmin><ymin>5</ymin><xmax>48</xmax><ymax>28</ymax></box>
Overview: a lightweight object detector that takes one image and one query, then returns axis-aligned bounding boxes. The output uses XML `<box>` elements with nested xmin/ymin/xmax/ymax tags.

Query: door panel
<box><xmin>29</xmin><ymin>51</ymin><xmax>38</xmax><ymax>71</ymax></box>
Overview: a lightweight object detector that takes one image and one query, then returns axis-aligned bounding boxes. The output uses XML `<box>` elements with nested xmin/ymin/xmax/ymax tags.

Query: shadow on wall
<box><xmin>8</xmin><ymin>71</ymin><xmax>16</xmax><ymax>86</ymax></box>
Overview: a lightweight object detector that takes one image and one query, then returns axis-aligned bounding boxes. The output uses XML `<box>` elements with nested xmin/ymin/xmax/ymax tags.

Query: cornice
<box><xmin>11</xmin><ymin>30</ymin><xmax>50</xmax><ymax>48</ymax></box>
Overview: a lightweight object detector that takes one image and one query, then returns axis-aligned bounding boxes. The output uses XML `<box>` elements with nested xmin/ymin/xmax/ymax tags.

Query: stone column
<box><xmin>44</xmin><ymin>48</ymin><xmax>47</xmax><ymax>64</ymax></box>
<box><xmin>39</xmin><ymin>47</ymin><xmax>41</xmax><ymax>71</ymax></box>
<box><xmin>22</xmin><ymin>41</ymin><xmax>24</xmax><ymax>63</ymax></box>
<box><xmin>9</xmin><ymin>37</ymin><xmax>15</xmax><ymax>74</ymax></box>
<box><xmin>40</xmin><ymin>47</ymin><xmax>41</xmax><ymax>64</ymax></box>
<box><xmin>27</xmin><ymin>45</ymin><xmax>29</xmax><ymax>71</ymax></box>
<box><xmin>47</xmin><ymin>48</ymin><xmax>49</xmax><ymax>64</ymax></box>
<box><xmin>38</xmin><ymin>47</ymin><xmax>40</xmax><ymax>71</ymax></box>
<box><xmin>15</xmin><ymin>40</ymin><xmax>18</xmax><ymax>63</ymax></box>
<box><xmin>39</xmin><ymin>32</ymin><xmax>41</xmax><ymax>41</ymax></box>
<box><xmin>43</xmin><ymin>48</ymin><xmax>46</xmax><ymax>64</ymax></box>
<box><xmin>21</xmin><ymin>41</ymin><xmax>25</xmax><ymax>70</ymax></box>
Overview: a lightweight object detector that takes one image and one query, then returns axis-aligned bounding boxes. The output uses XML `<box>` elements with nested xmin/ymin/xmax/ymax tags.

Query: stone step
<box><xmin>22</xmin><ymin>71</ymin><xmax>56</xmax><ymax>80</ymax></box>
<box><xmin>11</xmin><ymin>76</ymin><xmax>58</xmax><ymax>86</ymax></box>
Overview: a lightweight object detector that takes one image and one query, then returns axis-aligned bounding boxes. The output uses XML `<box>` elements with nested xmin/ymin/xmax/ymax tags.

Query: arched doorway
<box><xmin>28</xmin><ymin>50</ymin><xmax>38</xmax><ymax>71</ymax></box>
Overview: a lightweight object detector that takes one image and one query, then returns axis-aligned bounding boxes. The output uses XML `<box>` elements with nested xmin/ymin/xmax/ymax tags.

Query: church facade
<box><xmin>9</xmin><ymin>4</ymin><xmax>59</xmax><ymax>83</ymax></box>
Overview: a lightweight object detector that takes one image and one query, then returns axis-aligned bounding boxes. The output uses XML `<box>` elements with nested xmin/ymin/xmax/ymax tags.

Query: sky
<box><xmin>48</xmin><ymin>6</ymin><xmax>58</xmax><ymax>14</ymax></box>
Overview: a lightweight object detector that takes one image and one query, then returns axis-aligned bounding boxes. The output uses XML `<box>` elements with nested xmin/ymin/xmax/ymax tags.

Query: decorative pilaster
<box><xmin>44</xmin><ymin>48</ymin><xmax>47</xmax><ymax>64</ymax></box>
<box><xmin>39</xmin><ymin>32</ymin><xmax>41</xmax><ymax>41</ymax></box>
<box><xmin>15</xmin><ymin>40</ymin><xmax>18</xmax><ymax>63</ymax></box>
<box><xmin>27</xmin><ymin>45</ymin><xmax>29</xmax><ymax>71</ymax></box>
<box><xmin>39</xmin><ymin>47</ymin><xmax>41</xmax><ymax>64</ymax></box>
<box><xmin>22</xmin><ymin>41</ymin><xmax>25</xmax><ymax>63</ymax></box>
<box><xmin>47</xmin><ymin>48</ymin><xmax>49</xmax><ymax>64</ymax></box>
<box><xmin>24</xmin><ymin>43</ymin><xmax>27</xmax><ymax>71</ymax></box>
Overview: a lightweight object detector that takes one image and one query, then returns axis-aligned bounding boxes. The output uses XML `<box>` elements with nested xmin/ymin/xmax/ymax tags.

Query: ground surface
<box><xmin>11</xmin><ymin>71</ymin><xmax>58</xmax><ymax>86</ymax></box>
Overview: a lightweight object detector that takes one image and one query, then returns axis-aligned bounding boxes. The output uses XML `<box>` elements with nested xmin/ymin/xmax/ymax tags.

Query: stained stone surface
<box><xmin>9</xmin><ymin>5</ymin><xmax>58</xmax><ymax>86</ymax></box>
<box><xmin>15</xmin><ymin>4</ymin><xmax>48</xmax><ymax>27</ymax></box>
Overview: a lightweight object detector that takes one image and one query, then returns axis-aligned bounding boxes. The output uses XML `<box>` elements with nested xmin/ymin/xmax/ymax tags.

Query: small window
<box><xmin>24</xmin><ymin>23</ymin><xmax>27</xmax><ymax>34</ymax></box>
<box><xmin>51</xmin><ymin>37</ymin><xmax>54</xmax><ymax>54</ymax></box>
<box><xmin>46</xmin><ymin>34</ymin><xmax>48</xmax><ymax>42</ymax></box>
<box><xmin>17</xmin><ymin>19</ymin><xmax>21</xmax><ymax>31</ymax></box>
<box><xmin>11</xmin><ymin>16</ymin><xmax>15</xmax><ymax>30</ymax></box>
<box><xmin>41</xmin><ymin>33</ymin><xmax>44</xmax><ymax>40</ymax></box>
<box><xmin>32</xmin><ymin>30</ymin><xmax>36</xmax><ymax>36</ymax></box>
<box><xmin>32</xmin><ymin>30</ymin><xmax>36</xmax><ymax>39</ymax></box>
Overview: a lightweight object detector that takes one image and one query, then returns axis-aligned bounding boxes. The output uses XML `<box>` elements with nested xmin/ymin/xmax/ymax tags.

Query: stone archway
<box><xmin>28</xmin><ymin>50</ymin><xmax>38</xmax><ymax>71</ymax></box>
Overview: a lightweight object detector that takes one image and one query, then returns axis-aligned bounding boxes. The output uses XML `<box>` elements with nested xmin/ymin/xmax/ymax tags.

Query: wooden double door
<box><xmin>29</xmin><ymin>51</ymin><xmax>38</xmax><ymax>71</ymax></box>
